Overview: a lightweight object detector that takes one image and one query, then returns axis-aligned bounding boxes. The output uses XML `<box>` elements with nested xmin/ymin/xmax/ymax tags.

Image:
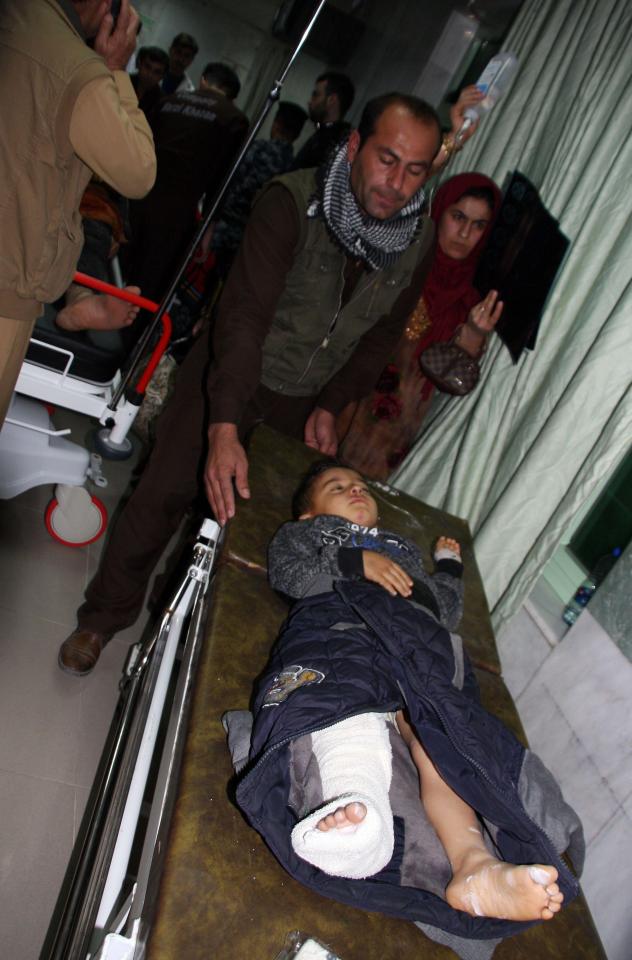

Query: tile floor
<box><xmin>497</xmin><ymin>603</ymin><xmax>632</xmax><ymax>960</ymax></box>
<box><xmin>0</xmin><ymin>409</ymin><xmax>158</xmax><ymax>960</ymax></box>
<box><xmin>0</xmin><ymin>406</ymin><xmax>622</xmax><ymax>958</ymax></box>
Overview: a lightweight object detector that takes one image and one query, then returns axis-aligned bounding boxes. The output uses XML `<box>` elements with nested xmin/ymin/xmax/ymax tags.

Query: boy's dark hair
<box><xmin>137</xmin><ymin>46</ymin><xmax>169</xmax><ymax>70</ymax></box>
<box><xmin>171</xmin><ymin>32</ymin><xmax>199</xmax><ymax>55</ymax></box>
<box><xmin>317</xmin><ymin>71</ymin><xmax>355</xmax><ymax>117</ymax></box>
<box><xmin>275</xmin><ymin>101</ymin><xmax>308</xmax><ymax>141</ymax></box>
<box><xmin>292</xmin><ymin>457</ymin><xmax>353</xmax><ymax>520</ymax></box>
<box><xmin>202</xmin><ymin>62</ymin><xmax>241</xmax><ymax>100</ymax></box>
<box><xmin>357</xmin><ymin>92</ymin><xmax>440</xmax><ymax>150</ymax></box>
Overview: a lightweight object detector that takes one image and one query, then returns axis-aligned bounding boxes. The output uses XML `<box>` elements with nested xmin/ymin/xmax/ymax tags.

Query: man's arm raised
<box><xmin>69</xmin><ymin>0</ymin><xmax>156</xmax><ymax>199</ymax></box>
<box><xmin>204</xmin><ymin>423</ymin><xmax>251</xmax><ymax>527</ymax></box>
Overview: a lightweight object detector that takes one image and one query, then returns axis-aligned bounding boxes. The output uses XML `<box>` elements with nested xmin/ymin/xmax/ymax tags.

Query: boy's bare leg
<box><xmin>396</xmin><ymin>711</ymin><xmax>564</xmax><ymax>921</ymax></box>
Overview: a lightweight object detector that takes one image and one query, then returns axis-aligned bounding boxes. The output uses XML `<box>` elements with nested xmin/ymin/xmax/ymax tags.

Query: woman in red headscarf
<box><xmin>338</xmin><ymin>172</ymin><xmax>503</xmax><ymax>481</ymax></box>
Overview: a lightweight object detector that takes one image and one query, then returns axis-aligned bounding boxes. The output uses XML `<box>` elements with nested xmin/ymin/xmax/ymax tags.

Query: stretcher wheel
<box><xmin>94</xmin><ymin>427</ymin><xmax>134</xmax><ymax>461</ymax></box>
<box><xmin>44</xmin><ymin>486</ymin><xmax>108</xmax><ymax>547</ymax></box>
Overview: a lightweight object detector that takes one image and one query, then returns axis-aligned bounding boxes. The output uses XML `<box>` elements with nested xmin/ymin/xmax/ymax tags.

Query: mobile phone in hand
<box><xmin>110</xmin><ymin>0</ymin><xmax>121</xmax><ymax>26</ymax></box>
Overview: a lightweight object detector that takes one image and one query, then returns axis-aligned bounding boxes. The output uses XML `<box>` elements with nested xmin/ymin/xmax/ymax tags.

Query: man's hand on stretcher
<box><xmin>205</xmin><ymin>409</ymin><xmax>339</xmax><ymax>526</ymax></box>
<box><xmin>205</xmin><ymin>424</ymin><xmax>251</xmax><ymax>526</ymax></box>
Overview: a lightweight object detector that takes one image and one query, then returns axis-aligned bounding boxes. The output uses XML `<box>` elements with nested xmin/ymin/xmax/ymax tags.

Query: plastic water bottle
<box><xmin>562</xmin><ymin>547</ymin><xmax>622</xmax><ymax>626</ymax></box>
<box><xmin>456</xmin><ymin>52</ymin><xmax>519</xmax><ymax>142</ymax></box>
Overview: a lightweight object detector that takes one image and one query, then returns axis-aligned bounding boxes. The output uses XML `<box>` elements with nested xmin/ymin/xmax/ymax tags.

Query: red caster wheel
<box><xmin>45</xmin><ymin>485</ymin><xmax>107</xmax><ymax>547</ymax></box>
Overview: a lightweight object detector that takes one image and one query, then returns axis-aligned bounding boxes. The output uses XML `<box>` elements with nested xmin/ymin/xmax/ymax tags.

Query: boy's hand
<box><xmin>362</xmin><ymin>551</ymin><xmax>413</xmax><ymax>597</ymax></box>
<box><xmin>205</xmin><ymin>423</ymin><xmax>250</xmax><ymax>526</ymax></box>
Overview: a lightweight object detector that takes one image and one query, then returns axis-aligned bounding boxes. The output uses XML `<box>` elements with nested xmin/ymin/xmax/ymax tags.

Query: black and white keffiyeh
<box><xmin>307</xmin><ymin>138</ymin><xmax>426</xmax><ymax>271</ymax></box>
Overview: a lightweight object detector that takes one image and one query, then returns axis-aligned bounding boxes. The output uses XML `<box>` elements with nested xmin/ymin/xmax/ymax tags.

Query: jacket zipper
<box><xmin>294</xmin><ymin>260</ymin><xmax>381</xmax><ymax>386</ymax></box>
<box><xmin>295</xmin><ymin>260</ymin><xmax>346</xmax><ymax>385</ymax></box>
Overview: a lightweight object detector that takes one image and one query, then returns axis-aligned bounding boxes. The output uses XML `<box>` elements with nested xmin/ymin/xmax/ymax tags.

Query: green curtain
<box><xmin>391</xmin><ymin>0</ymin><xmax>632</xmax><ymax>631</ymax></box>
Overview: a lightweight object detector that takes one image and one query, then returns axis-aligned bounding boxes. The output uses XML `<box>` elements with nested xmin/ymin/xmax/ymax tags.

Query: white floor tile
<box><xmin>516</xmin><ymin>675</ymin><xmax>619</xmax><ymax>845</ymax></box>
<box><xmin>0</xmin><ymin>607</ymin><xmax>83</xmax><ymax>783</ymax></box>
<box><xmin>523</xmin><ymin>575</ymin><xmax>569</xmax><ymax>645</ymax></box>
<box><xmin>0</xmin><ymin>770</ymin><xmax>76</xmax><ymax>960</ymax></box>
<box><xmin>0</xmin><ymin>499</ymin><xmax>88</xmax><ymax>624</ymax></box>
<box><xmin>537</xmin><ymin>612</ymin><xmax>632</xmax><ymax>807</ymax></box>
<box><xmin>582</xmin><ymin>808</ymin><xmax>632</xmax><ymax>960</ymax></box>
<box><xmin>496</xmin><ymin>605</ymin><xmax>553</xmax><ymax>699</ymax></box>
<box><xmin>0</xmin><ymin>405</ymin><xmax>143</xmax><ymax>960</ymax></box>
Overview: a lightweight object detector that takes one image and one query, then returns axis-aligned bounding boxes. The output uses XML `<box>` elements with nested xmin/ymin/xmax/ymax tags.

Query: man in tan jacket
<box><xmin>0</xmin><ymin>0</ymin><xmax>156</xmax><ymax>425</ymax></box>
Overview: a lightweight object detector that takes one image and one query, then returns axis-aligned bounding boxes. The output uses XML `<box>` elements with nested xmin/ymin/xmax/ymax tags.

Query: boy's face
<box><xmin>301</xmin><ymin>468</ymin><xmax>379</xmax><ymax>527</ymax></box>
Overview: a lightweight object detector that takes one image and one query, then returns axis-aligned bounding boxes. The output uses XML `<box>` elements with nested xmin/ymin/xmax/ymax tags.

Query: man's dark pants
<box><xmin>77</xmin><ymin>327</ymin><xmax>315</xmax><ymax>635</ymax></box>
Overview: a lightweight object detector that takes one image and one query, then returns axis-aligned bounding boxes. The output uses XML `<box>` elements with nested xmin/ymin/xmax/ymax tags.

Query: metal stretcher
<box><xmin>0</xmin><ymin>273</ymin><xmax>171</xmax><ymax>546</ymax></box>
<box><xmin>0</xmin><ymin>0</ymin><xmax>327</xmax><ymax>550</ymax></box>
<box><xmin>40</xmin><ymin>427</ymin><xmax>607</xmax><ymax>960</ymax></box>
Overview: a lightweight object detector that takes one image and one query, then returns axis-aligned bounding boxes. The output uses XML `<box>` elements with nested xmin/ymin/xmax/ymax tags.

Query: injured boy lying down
<box><xmin>230</xmin><ymin>459</ymin><xmax>584</xmax><ymax>945</ymax></box>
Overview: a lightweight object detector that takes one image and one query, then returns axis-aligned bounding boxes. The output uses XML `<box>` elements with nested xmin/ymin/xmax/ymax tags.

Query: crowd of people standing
<box><xmin>0</xmin><ymin>0</ymin><xmax>501</xmax><ymax>676</ymax></box>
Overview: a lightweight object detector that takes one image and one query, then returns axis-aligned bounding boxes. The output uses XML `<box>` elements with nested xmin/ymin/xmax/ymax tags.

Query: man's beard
<box><xmin>307</xmin><ymin>138</ymin><xmax>425</xmax><ymax>271</ymax></box>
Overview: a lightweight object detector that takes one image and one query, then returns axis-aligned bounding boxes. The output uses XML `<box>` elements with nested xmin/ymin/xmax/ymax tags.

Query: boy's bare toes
<box><xmin>316</xmin><ymin>801</ymin><xmax>366</xmax><ymax>832</ymax></box>
<box><xmin>447</xmin><ymin>861</ymin><xmax>562</xmax><ymax>921</ymax></box>
<box><xmin>436</xmin><ymin>536</ymin><xmax>461</xmax><ymax>555</ymax></box>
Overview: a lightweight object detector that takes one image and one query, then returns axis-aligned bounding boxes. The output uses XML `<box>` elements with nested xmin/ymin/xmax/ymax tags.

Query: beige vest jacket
<box><xmin>0</xmin><ymin>0</ymin><xmax>110</xmax><ymax>320</ymax></box>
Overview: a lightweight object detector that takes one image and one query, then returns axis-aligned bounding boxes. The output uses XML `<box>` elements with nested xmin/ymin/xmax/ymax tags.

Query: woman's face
<box><xmin>437</xmin><ymin>195</ymin><xmax>492</xmax><ymax>260</ymax></box>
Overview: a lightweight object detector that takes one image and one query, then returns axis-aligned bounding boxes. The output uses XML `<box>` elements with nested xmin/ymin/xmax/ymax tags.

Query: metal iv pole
<box><xmin>107</xmin><ymin>0</ymin><xmax>328</xmax><ymax>413</ymax></box>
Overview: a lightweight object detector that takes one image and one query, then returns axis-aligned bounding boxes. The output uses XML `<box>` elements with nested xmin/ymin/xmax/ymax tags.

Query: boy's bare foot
<box><xmin>316</xmin><ymin>801</ymin><xmax>367</xmax><ymax>832</ymax></box>
<box><xmin>436</xmin><ymin>536</ymin><xmax>461</xmax><ymax>557</ymax></box>
<box><xmin>56</xmin><ymin>286</ymin><xmax>141</xmax><ymax>332</ymax></box>
<box><xmin>446</xmin><ymin>851</ymin><xmax>563</xmax><ymax>921</ymax></box>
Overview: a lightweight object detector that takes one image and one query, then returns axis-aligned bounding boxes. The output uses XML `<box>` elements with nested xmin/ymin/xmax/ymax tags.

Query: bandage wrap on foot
<box><xmin>291</xmin><ymin>712</ymin><xmax>394</xmax><ymax>879</ymax></box>
<box><xmin>434</xmin><ymin>546</ymin><xmax>462</xmax><ymax>564</ymax></box>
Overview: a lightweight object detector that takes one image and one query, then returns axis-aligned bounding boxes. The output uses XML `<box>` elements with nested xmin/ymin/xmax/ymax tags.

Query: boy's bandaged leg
<box><xmin>291</xmin><ymin>712</ymin><xmax>393</xmax><ymax>879</ymax></box>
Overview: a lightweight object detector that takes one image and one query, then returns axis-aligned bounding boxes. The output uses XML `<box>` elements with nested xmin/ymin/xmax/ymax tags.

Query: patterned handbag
<box><xmin>418</xmin><ymin>329</ymin><xmax>481</xmax><ymax>396</ymax></box>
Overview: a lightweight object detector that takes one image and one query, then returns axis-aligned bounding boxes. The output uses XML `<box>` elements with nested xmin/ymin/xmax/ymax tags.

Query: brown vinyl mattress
<box><xmin>146</xmin><ymin>426</ymin><xmax>605</xmax><ymax>960</ymax></box>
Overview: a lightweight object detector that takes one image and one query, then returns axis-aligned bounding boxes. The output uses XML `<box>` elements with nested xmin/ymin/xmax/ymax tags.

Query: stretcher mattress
<box><xmin>146</xmin><ymin>426</ymin><xmax>605</xmax><ymax>960</ymax></box>
<box><xmin>25</xmin><ymin>304</ymin><xmax>126</xmax><ymax>383</ymax></box>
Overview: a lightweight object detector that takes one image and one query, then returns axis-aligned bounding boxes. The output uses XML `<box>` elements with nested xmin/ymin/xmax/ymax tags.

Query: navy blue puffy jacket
<box><xmin>236</xmin><ymin>580</ymin><xmax>581</xmax><ymax>940</ymax></box>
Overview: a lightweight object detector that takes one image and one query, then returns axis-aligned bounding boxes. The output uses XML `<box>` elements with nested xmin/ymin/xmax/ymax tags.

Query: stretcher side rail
<box><xmin>2</xmin><ymin>274</ymin><xmax>175</xmax><ymax>525</ymax></box>
<box><xmin>143</xmin><ymin>426</ymin><xmax>607</xmax><ymax>960</ymax></box>
<box><xmin>40</xmin><ymin>520</ymin><xmax>222</xmax><ymax>960</ymax></box>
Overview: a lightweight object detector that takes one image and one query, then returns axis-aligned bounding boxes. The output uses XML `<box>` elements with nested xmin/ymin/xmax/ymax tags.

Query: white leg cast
<box><xmin>291</xmin><ymin>712</ymin><xmax>393</xmax><ymax>879</ymax></box>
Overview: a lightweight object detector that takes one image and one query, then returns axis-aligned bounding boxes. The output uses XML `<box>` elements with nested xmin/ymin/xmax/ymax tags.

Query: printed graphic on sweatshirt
<box><xmin>321</xmin><ymin>523</ymin><xmax>411</xmax><ymax>556</ymax></box>
<box><xmin>262</xmin><ymin>665</ymin><xmax>325</xmax><ymax>707</ymax></box>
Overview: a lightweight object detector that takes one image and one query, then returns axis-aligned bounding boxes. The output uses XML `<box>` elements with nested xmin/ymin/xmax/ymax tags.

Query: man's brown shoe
<box><xmin>58</xmin><ymin>629</ymin><xmax>112</xmax><ymax>676</ymax></box>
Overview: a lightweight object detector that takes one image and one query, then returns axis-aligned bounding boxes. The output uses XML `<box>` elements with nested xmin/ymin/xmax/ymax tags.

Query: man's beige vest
<box><xmin>0</xmin><ymin>0</ymin><xmax>110</xmax><ymax>320</ymax></box>
<box><xmin>259</xmin><ymin>169</ymin><xmax>434</xmax><ymax>398</ymax></box>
